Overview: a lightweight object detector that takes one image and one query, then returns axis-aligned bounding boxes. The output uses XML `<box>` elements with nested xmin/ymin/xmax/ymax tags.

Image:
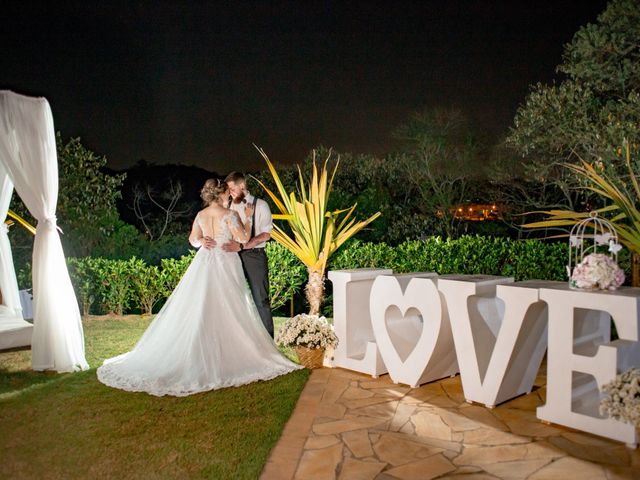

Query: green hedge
<box><xmin>329</xmin><ymin>236</ymin><xmax>572</xmax><ymax>281</ymax></box>
<box><xmin>20</xmin><ymin>235</ymin><xmax>622</xmax><ymax>316</ymax></box>
<box><xmin>63</xmin><ymin>243</ymin><xmax>305</xmax><ymax>315</ymax></box>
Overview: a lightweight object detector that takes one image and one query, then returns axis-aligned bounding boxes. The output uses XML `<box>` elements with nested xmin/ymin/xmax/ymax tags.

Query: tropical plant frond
<box><xmin>310</xmin><ymin>159</ymin><xmax>319</xmax><ymax>208</ymax></box>
<box><xmin>336</xmin><ymin>204</ymin><xmax>357</xmax><ymax>231</ymax></box>
<box><xmin>333</xmin><ymin>211</ymin><xmax>382</xmax><ymax>252</ymax></box>
<box><xmin>252</xmin><ymin>176</ymin><xmax>288</xmax><ymax>214</ymax></box>
<box><xmin>524</xmin><ymin>142</ymin><xmax>640</xmax><ymax>255</ymax></box>
<box><xmin>5</xmin><ymin>209</ymin><xmax>36</xmax><ymax>235</ymax></box>
<box><xmin>254</xmin><ymin>146</ymin><xmax>294</xmax><ymax>212</ymax></box>
<box><xmin>624</xmin><ymin>140</ymin><xmax>640</xmax><ymax>202</ymax></box>
<box><xmin>257</xmin><ymin>148</ymin><xmax>381</xmax><ymax>313</ymax></box>
<box><xmin>273</xmin><ymin>213</ymin><xmax>294</xmax><ymax>221</ymax></box>
<box><xmin>271</xmin><ymin>227</ymin><xmax>314</xmax><ymax>267</ymax></box>
<box><xmin>297</xmin><ymin>164</ymin><xmax>307</xmax><ymax>203</ymax></box>
<box><xmin>523</xmin><ymin>219</ymin><xmax>583</xmax><ymax>229</ymax></box>
<box><xmin>317</xmin><ymin>219</ymin><xmax>335</xmax><ymax>274</ymax></box>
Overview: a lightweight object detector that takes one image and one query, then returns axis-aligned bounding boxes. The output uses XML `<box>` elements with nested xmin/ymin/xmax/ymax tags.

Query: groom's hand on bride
<box><xmin>202</xmin><ymin>236</ymin><xmax>216</xmax><ymax>249</ymax></box>
<box><xmin>222</xmin><ymin>240</ymin><xmax>242</xmax><ymax>252</ymax></box>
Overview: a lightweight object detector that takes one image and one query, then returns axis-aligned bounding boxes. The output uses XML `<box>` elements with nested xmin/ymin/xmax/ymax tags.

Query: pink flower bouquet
<box><xmin>570</xmin><ymin>253</ymin><xmax>625</xmax><ymax>290</ymax></box>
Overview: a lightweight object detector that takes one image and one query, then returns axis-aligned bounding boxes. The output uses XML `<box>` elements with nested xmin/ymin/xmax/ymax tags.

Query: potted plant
<box><xmin>275</xmin><ymin>313</ymin><xmax>338</xmax><ymax>369</ymax></box>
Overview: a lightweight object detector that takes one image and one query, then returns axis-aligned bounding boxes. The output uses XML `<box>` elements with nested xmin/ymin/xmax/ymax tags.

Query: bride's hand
<box><xmin>244</xmin><ymin>203</ymin><xmax>255</xmax><ymax>218</ymax></box>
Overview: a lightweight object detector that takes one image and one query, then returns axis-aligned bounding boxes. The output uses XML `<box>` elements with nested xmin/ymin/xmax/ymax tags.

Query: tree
<box><xmin>10</xmin><ymin>134</ymin><xmax>142</xmax><ymax>260</ymax></box>
<box><xmin>392</xmin><ymin>108</ymin><xmax>487</xmax><ymax>238</ymax></box>
<box><xmin>507</xmin><ymin>0</ymin><xmax>640</xmax><ymax>197</ymax></box>
<box><xmin>131</xmin><ymin>180</ymin><xmax>192</xmax><ymax>241</ymax></box>
<box><xmin>56</xmin><ymin>135</ymin><xmax>136</xmax><ymax>256</ymax></box>
<box><xmin>523</xmin><ymin>141</ymin><xmax>640</xmax><ymax>283</ymax></box>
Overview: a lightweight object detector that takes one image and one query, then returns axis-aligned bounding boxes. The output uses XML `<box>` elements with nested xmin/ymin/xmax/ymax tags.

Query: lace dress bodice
<box><xmin>196</xmin><ymin>211</ymin><xmax>244</xmax><ymax>247</ymax></box>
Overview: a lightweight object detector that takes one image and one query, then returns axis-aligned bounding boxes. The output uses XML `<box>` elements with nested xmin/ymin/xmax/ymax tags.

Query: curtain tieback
<box><xmin>40</xmin><ymin>216</ymin><xmax>63</xmax><ymax>234</ymax></box>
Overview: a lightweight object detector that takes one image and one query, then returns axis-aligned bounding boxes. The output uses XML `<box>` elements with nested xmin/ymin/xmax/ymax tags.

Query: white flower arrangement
<box><xmin>600</xmin><ymin>368</ymin><xmax>640</xmax><ymax>427</ymax></box>
<box><xmin>570</xmin><ymin>253</ymin><xmax>625</xmax><ymax>290</ymax></box>
<box><xmin>275</xmin><ymin>313</ymin><xmax>338</xmax><ymax>350</ymax></box>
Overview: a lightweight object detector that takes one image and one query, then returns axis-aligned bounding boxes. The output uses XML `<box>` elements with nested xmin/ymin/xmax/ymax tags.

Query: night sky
<box><xmin>2</xmin><ymin>1</ymin><xmax>609</xmax><ymax>173</ymax></box>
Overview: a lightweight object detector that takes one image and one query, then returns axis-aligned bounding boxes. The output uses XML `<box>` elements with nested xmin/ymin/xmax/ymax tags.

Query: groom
<box><xmin>223</xmin><ymin>172</ymin><xmax>275</xmax><ymax>338</ymax></box>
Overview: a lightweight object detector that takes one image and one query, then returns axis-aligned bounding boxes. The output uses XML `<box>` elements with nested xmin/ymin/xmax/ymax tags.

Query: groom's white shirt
<box><xmin>229</xmin><ymin>192</ymin><xmax>273</xmax><ymax>249</ymax></box>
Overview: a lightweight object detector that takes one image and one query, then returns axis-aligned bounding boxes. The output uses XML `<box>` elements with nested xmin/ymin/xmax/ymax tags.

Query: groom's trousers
<box><xmin>239</xmin><ymin>248</ymin><xmax>274</xmax><ymax>338</ymax></box>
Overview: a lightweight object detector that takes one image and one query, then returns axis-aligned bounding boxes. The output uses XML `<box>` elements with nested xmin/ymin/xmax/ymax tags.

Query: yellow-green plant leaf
<box><xmin>523</xmin><ymin>142</ymin><xmax>640</xmax><ymax>255</ymax></box>
<box><xmin>5</xmin><ymin>209</ymin><xmax>36</xmax><ymax>235</ymax></box>
<box><xmin>255</xmin><ymin>147</ymin><xmax>381</xmax><ymax>278</ymax></box>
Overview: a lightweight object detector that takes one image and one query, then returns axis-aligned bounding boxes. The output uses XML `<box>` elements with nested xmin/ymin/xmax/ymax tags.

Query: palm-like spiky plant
<box><xmin>5</xmin><ymin>209</ymin><xmax>35</xmax><ymax>235</ymax></box>
<box><xmin>524</xmin><ymin>140</ymin><xmax>640</xmax><ymax>286</ymax></box>
<box><xmin>525</xmin><ymin>141</ymin><xmax>640</xmax><ymax>257</ymax></box>
<box><xmin>254</xmin><ymin>147</ymin><xmax>381</xmax><ymax>315</ymax></box>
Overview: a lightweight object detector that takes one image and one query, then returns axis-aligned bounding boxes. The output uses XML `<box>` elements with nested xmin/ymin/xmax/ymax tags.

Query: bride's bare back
<box><xmin>189</xmin><ymin>204</ymin><xmax>252</xmax><ymax>248</ymax></box>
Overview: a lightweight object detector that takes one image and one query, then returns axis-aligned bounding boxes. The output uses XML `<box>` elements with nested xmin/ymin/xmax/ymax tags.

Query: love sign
<box><xmin>328</xmin><ymin>270</ymin><xmax>640</xmax><ymax>447</ymax></box>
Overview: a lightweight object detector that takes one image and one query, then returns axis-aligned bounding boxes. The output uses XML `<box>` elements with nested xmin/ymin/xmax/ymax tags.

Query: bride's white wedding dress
<box><xmin>97</xmin><ymin>210</ymin><xmax>301</xmax><ymax>396</ymax></box>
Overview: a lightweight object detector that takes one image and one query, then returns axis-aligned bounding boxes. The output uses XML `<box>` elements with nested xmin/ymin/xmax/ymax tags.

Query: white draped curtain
<box><xmin>0</xmin><ymin>91</ymin><xmax>88</xmax><ymax>372</ymax></box>
<box><xmin>0</xmin><ymin>164</ymin><xmax>22</xmax><ymax>318</ymax></box>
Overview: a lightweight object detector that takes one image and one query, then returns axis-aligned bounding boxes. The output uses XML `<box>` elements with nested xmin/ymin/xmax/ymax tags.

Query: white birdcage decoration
<box><xmin>567</xmin><ymin>212</ymin><xmax>625</xmax><ymax>289</ymax></box>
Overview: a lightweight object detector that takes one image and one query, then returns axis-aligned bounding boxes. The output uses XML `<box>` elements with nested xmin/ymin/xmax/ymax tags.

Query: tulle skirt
<box><xmin>97</xmin><ymin>247</ymin><xmax>301</xmax><ymax>396</ymax></box>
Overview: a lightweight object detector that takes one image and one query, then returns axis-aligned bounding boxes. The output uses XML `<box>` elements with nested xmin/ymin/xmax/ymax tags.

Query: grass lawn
<box><xmin>0</xmin><ymin>316</ymin><xmax>309</xmax><ymax>479</ymax></box>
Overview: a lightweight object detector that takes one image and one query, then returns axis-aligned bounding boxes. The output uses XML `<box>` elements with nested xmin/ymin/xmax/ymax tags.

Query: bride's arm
<box><xmin>189</xmin><ymin>216</ymin><xmax>205</xmax><ymax>248</ymax></box>
<box><xmin>227</xmin><ymin>211</ymin><xmax>251</xmax><ymax>243</ymax></box>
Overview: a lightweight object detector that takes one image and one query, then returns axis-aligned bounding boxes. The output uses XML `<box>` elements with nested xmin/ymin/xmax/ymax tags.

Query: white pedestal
<box><xmin>370</xmin><ymin>273</ymin><xmax>455</xmax><ymax>387</ymax></box>
<box><xmin>537</xmin><ymin>284</ymin><xmax>640</xmax><ymax>447</ymax></box>
<box><xmin>328</xmin><ymin>268</ymin><xmax>393</xmax><ymax>377</ymax></box>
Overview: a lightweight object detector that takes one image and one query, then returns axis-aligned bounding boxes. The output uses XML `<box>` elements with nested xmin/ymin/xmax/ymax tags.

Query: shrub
<box><xmin>67</xmin><ymin>257</ymin><xmax>101</xmax><ymax>315</ymax></box>
<box><xmin>506</xmin><ymin>240</ymin><xmax>567</xmax><ymax>281</ymax></box>
<box><xmin>267</xmin><ymin>242</ymin><xmax>306</xmax><ymax>310</ymax></box>
<box><xmin>16</xmin><ymin>262</ymin><xmax>32</xmax><ymax>291</ymax></box>
<box><xmin>129</xmin><ymin>258</ymin><xmax>164</xmax><ymax>315</ymax></box>
<box><xmin>159</xmin><ymin>251</ymin><xmax>196</xmax><ymax>296</ymax></box>
<box><xmin>329</xmin><ymin>236</ymin><xmax>569</xmax><ymax>281</ymax></box>
<box><xmin>93</xmin><ymin>258</ymin><xmax>134</xmax><ymax>315</ymax></box>
<box><xmin>58</xmin><ymin>236</ymin><xmax>605</xmax><ymax>317</ymax></box>
<box><xmin>330</xmin><ymin>240</ymin><xmax>397</xmax><ymax>271</ymax></box>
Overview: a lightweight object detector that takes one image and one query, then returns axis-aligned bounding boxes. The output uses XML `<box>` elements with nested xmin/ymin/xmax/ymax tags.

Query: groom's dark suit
<box><xmin>230</xmin><ymin>194</ymin><xmax>274</xmax><ymax>338</ymax></box>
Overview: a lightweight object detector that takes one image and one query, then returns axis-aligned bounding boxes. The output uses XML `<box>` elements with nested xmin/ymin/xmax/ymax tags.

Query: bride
<box><xmin>97</xmin><ymin>179</ymin><xmax>301</xmax><ymax>396</ymax></box>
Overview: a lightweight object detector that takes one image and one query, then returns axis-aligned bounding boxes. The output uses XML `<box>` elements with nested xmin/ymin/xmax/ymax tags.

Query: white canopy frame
<box><xmin>0</xmin><ymin>91</ymin><xmax>88</xmax><ymax>372</ymax></box>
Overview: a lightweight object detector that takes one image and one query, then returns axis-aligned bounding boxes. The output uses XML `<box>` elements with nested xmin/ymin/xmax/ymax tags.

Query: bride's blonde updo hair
<box><xmin>201</xmin><ymin>178</ymin><xmax>226</xmax><ymax>205</ymax></box>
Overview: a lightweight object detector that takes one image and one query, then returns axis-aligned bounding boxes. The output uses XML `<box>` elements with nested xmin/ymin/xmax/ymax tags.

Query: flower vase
<box><xmin>296</xmin><ymin>345</ymin><xmax>325</xmax><ymax>369</ymax></box>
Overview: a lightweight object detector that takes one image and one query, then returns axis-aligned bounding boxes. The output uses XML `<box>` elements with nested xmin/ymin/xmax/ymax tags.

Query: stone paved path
<box><xmin>261</xmin><ymin>367</ymin><xmax>640</xmax><ymax>479</ymax></box>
